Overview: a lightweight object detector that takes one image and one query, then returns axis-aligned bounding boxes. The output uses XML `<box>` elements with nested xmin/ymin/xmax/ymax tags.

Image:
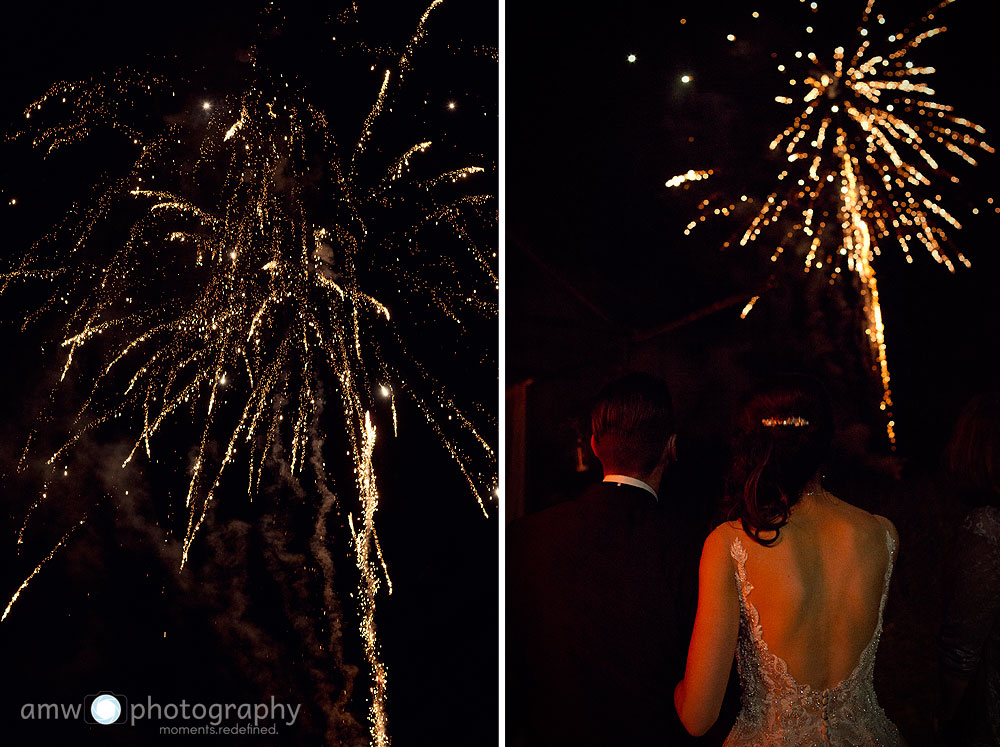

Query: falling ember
<box><xmin>670</xmin><ymin>0</ymin><xmax>992</xmax><ymax>446</ymax></box>
<box><xmin>665</xmin><ymin>169</ymin><xmax>713</xmax><ymax>189</ymax></box>
<box><xmin>740</xmin><ymin>295</ymin><xmax>761</xmax><ymax>319</ymax></box>
<box><xmin>1</xmin><ymin>1</ymin><xmax>497</xmax><ymax>743</ymax></box>
<box><xmin>224</xmin><ymin>110</ymin><xmax>246</xmax><ymax>141</ymax></box>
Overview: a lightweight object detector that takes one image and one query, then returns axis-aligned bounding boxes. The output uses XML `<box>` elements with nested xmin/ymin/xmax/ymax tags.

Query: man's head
<box><xmin>590</xmin><ymin>372</ymin><xmax>674</xmax><ymax>479</ymax></box>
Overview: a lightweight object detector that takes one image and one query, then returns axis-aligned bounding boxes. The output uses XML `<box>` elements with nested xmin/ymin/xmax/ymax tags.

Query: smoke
<box><xmin>7</xmin><ymin>423</ymin><xmax>369</xmax><ymax>744</ymax></box>
<box><xmin>308</xmin><ymin>411</ymin><xmax>364</xmax><ymax>743</ymax></box>
<box><xmin>266</xmin><ymin>430</ymin><xmax>367</xmax><ymax>747</ymax></box>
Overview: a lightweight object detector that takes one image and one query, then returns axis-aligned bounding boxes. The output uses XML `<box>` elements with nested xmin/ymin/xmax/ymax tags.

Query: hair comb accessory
<box><xmin>761</xmin><ymin>416</ymin><xmax>810</xmax><ymax>427</ymax></box>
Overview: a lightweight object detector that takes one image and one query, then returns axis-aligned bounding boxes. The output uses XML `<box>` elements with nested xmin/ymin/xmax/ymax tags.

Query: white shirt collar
<box><xmin>602</xmin><ymin>474</ymin><xmax>658</xmax><ymax>501</ymax></box>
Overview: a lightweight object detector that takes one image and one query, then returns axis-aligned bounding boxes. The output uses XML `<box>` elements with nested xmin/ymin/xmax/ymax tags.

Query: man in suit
<box><xmin>507</xmin><ymin>373</ymin><xmax>702</xmax><ymax>746</ymax></box>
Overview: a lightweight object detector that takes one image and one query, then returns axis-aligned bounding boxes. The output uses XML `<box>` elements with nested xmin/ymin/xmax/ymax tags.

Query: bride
<box><xmin>674</xmin><ymin>375</ymin><xmax>903</xmax><ymax>745</ymax></box>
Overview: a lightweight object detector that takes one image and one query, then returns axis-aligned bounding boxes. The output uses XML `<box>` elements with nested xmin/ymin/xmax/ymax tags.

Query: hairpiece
<box><xmin>761</xmin><ymin>416</ymin><xmax>810</xmax><ymax>427</ymax></box>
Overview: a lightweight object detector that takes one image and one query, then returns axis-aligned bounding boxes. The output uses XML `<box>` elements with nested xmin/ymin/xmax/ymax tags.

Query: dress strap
<box><xmin>875</xmin><ymin>520</ymin><xmax>897</xmax><ymax>620</ymax></box>
<box><xmin>730</xmin><ymin>535</ymin><xmax>765</xmax><ymax>642</ymax></box>
<box><xmin>730</xmin><ymin>534</ymin><xmax>750</xmax><ymax>593</ymax></box>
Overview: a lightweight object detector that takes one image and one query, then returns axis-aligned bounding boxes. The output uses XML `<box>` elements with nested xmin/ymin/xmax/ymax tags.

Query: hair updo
<box><xmin>723</xmin><ymin>374</ymin><xmax>834</xmax><ymax>546</ymax></box>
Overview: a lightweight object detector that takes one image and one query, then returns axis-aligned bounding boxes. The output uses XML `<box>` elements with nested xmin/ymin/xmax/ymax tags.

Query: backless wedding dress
<box><xmin>723</xmin><ymin>529</ymin><xmax>903</xmax><ymax>746</ymax></box>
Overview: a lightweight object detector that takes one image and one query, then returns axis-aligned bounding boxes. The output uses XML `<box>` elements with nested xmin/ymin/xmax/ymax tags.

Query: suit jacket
<box><xmin>507</xmin><ymin>481</ymin><xmax>701</xmax><ymax>746</ymax></box>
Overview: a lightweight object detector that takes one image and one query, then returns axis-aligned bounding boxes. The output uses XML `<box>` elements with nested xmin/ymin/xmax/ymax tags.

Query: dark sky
<box><xmin>0</xmin><ymin>1</ymin><xmax>497</xmax><ymax>745</ymax></box>
<box><xmin>507</xmin><ymin>0</ymin><xmax>1000</xmax><ymax>471</ymax></box>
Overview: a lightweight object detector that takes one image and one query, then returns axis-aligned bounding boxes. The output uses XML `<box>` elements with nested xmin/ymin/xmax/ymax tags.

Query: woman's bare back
<box><xmin>727</xmin><ymin>491</ymin><xmax>898</xmax><ymax>690</ymax></box>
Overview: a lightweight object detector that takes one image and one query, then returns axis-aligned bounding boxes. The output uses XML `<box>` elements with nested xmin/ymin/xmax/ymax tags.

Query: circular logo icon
<box><xmin>91</xmin><ymin>694</ymin><xmax>122</xmax><ymax>725</ymax></box>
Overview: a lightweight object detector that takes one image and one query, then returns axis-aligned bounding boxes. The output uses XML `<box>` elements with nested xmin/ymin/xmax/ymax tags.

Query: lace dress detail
<box><xmin>724</xmin><ymin>530</ymin><xmax>902</xmax><ymax>746</ymax></box>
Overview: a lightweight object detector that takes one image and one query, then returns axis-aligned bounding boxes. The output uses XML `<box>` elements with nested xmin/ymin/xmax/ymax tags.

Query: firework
<box><xmin>670</xmin><ymin>0</ymin><xmax>992</xmax><ymax>444</ymax></box>
<box><xmin>2</xmin><ymin>2</ymin><xmax>496</xmax><ymax>743</ymax></box>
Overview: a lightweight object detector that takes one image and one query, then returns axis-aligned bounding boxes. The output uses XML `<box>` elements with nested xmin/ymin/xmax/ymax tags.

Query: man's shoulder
<box><xmin>508</xmin><ymin>482</ymin><xmax>655</xmax><ymax>531</ymax></box>
<box><xmin>506</xmin><ymin>490</ymin><xmax>590</xmax><ymax>544</ymax></box>
<box><xmin>508</xmin><ymin>483</ymin><xmax>704</xmax><ymax>554</ymax></box>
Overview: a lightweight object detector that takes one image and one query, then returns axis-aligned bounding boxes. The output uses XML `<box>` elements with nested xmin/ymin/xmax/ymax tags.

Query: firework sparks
<box><xmin>2</xmin><ymin>2</ymin><xmax>496</xmax><ymax>743</ymax></box>
<box><xmin>665</xmin><ymin>168</ymin><xmax>713</xmax><ymax>189</ymax></box>
<box><xmin>673</xmin><ymin>0</ymin><xmax>992</xmax><ymax>445</ymax></box>
<box><xmin>2</xmin><ymin>518</ymin><xmax>87</xmax><ymax>623</ymax></box>
<box><xmin>740</xmin><ymin>295</ymin><xmax>761</xmax><ymax>319</ymax></box>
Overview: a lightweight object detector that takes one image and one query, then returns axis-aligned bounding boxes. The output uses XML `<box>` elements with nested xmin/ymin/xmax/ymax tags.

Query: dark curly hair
<box><xmin>722</xmin><ymin>374</ymin><xmax>834</xmax><ymax>546</ymax></box>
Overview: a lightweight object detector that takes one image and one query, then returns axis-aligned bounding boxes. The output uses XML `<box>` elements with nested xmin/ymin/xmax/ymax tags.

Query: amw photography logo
<box><xmin>87</xmin><ymin>692</ymin><xmax>127</xmax><ymax>724</ymax></box>
<box><xmin>21</xmin><ymin>693</ymin><xmax>301</xmax><ymax>735</ymax></box>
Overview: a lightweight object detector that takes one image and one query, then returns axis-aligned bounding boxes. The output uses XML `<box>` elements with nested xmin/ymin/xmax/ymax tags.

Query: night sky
<box><xmin>0</xmin><ymin>2</ymin><xmax>496</xmax><ymax>745</ymax></box>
